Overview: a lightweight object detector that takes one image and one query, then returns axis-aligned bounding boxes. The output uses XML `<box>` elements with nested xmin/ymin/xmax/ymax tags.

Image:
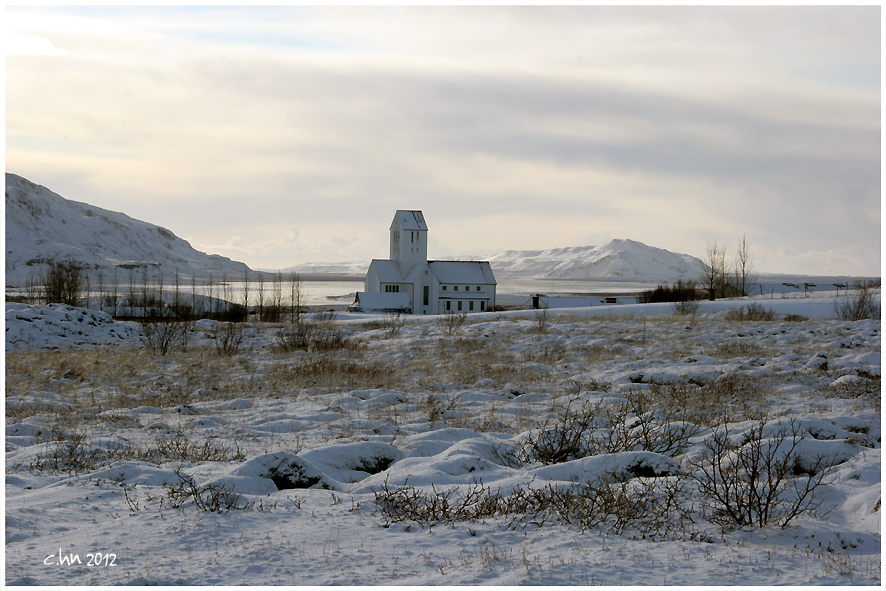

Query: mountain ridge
<box><xmin>486</xmin><ymin>239</ymin><xmax>704</xmax><ymax>279</ymax></box>
<box><xmin>6</xmin><ymin>173</ymin><xmax>705</xmax><ymax>285</ymax></box>
<box><xmin>5</xmin><ymin>173</ymin><xmax>250</xmax><ymax>286</ymax></box>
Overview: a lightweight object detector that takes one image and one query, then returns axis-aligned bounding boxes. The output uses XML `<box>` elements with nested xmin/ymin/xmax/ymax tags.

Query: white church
<box><xmin>351</xmin><ymin>210</ymin><xmax>496</xmax><ymax>315</ymax></box>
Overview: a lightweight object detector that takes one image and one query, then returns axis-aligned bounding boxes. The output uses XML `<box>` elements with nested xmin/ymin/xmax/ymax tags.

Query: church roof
<box><xmin>351</xmin><ymin>292</ymin><xmax>411</xmax><ymax>312</ymax></box>
<box><xmin>428</xmin><ymin>261</ymin><xmax>496</xmax><ymax>284</ymax></box>
<box><xmin>392</xmin><ymin>210</ymin><xmax>428</xmax><ymax>231</ymax></box>
<box><xmin>368</xmin><ymin>259</ymin><xmax>404</xmax><ymax>283</ymax></box>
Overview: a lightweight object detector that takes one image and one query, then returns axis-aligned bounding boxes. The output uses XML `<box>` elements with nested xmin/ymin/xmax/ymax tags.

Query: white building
<box><xmin>353</xmin><ymin>210</ymin><xmax>496</xmax><ymax>314</ymax></box>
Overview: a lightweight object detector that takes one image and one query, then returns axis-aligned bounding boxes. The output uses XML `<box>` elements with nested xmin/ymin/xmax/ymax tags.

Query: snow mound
<box><xmin>531</xmin><ymin>451</ymin><xmax>682</xmax><ymax>483</ymax></box>
<box><xmin>5</xmin><ymin>303</ymin><xmax>141</xmax><ymax>352</ymax></box>
<box><xmin>215</xmin><ymin>452</ymin><xmax>335</xmax><ymax>493</ymax></box>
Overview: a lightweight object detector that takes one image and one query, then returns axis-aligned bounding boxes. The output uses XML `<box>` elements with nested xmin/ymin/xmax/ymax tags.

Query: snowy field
<box><xmin>4</xmin><ymin>292</ymin><xmax>881</xmax><ymax>585</ymax></box>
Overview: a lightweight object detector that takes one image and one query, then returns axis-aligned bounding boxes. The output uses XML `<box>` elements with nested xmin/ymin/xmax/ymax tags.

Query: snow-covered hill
<box><xmin>5</xmin><ymin>173</ymin><xmax>250</xmax><ymax>286</ymax></box>
<box><xmin>487</xmin><ymin>239</ymin><xmax>703</xmax><ymax>279</ymax></box>
<box><xmin>290</xmin><ymin>240</ymin><xmax>704</xmax><ymax>279</ymax></box>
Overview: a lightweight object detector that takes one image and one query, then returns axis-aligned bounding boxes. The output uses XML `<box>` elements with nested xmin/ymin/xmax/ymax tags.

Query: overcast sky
<box><xmin>6</xmin><ymin>5</ymin><xmax>881</xmax><ymax>275</ymax></box>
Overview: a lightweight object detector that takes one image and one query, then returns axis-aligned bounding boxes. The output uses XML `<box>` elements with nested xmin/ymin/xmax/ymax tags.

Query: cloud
<box><xmin>5</xmin><ymin>6</ymin><xmax>880</xmax><ymax>275</ymax></box>
<box><xmin>5</xmin><ymin>32</ymin><xmax>64</xmax><ymax>56</ymax></box>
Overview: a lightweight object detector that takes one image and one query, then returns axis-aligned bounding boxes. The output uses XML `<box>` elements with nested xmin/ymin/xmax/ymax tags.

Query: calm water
<box><xmin>296</xmin><ymin>277</ymin><xmax>657</xmax><ymax>307</ymax></box>
<box><xmin>295</xmin><ymin>275</ymin><xmax>875</xmax><ymax>307</ymax></box>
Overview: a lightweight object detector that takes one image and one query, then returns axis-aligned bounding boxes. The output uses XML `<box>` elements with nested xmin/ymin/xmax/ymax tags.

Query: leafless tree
<box><xmin>289</xmin><ymin>272</ymin><xmax>304</xmax><ymax>325</ymax></box>
<box><xmin>83</xmin><ymin>272</ymin><xmax>91</xmax><ymax>310</ymax></box>
<box><xmin>106</xmin><ymin>270</ymin><xmax>119</xmax><ymax>316</ymax></box>
<box><xmin>731</xmin><ymin>234</ymin><xmax>758</xmax><ymax>297</ymax></box>
<box><xmin>42</xmin><ymin>259</ymin><xmax>83</xmax><ymax>306</ymax></box>
<box><xmin>207</xmin><ymin>273</ymin><xmax>215</xmax><ymax>320</ymax></box>
<box><xmin>96</xmin><ymin>270</ymin><xmax>104</xmax><ymax>312</ymax></box>
<box><xmin>25</xmin><ymin>269</ymin><xmax>43</xmax><ymax>304</ymax></box>
<box><xmin>700</xmin><ymin>241</ymin><xmax>727</xmax><ymax>301</ymax></box>
<box><xmin>242</xmin><ymin>271</ymin><xmax>251</xmax><ymax>319</ymax></box>
<box><xmin>127</xmin><ymin>268</ymin><xmax>136</xmax><ymax>318</ymax></box>
<box><xmin>256</xmin><ymin>272</ymin><xmax>265</xmax><ymax>322</ymax></box>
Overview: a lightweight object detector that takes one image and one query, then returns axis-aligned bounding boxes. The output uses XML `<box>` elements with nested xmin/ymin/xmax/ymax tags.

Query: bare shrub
<box><xmin>672</xmin><ymin>299</ymin><xmax>699</xmax><ymax>316</ymax></box>
<box><xmin>275</xmin><ymin>324</ymin><xmax>313</xmax><ymax>352</ymax></box>
<box><xmin>164</xmin><ymin>470</ymin><xmax>253</xmax><ymax>513</ymax></box>
<box><xmin>437</xmin><ymin>311</ymin><xmax>468</xmax><ymax>337</ymax></box>
<box><xmin>27</xmin><ymin>431</ymin><xmax>104</xmax><ymax>474</ymax></box>
<box><xmin>140</xmin><ymin>314</ymin><xmax>194</xmax><ymax>356</ymax></box>
<box><xmin>215</xmin><ymin>321</ymin><xmax>247</xmax><ymax>356</ymax></box>
<box><xmin>517</xmin><ymin>389</ymin><xmax>704</xmax><ymax>465</ymax></box>
<box><xmin>783</xmin><ymin>314</ymin><xmax>809</xmax><ymax>322</ymax></box>
<box><xmin>686</xmin><ymin>419</ymin><xmax>832</xmax><ymax>530</ymax></box>
<box><xmin>834</xmin><ymin>282</ymin><xmax>880</xmax><ymax>321</ymax></box>
<box><xmin>373</xmin><ymin>476</ymin><xmax>695</xmax><ymax>536</ymax></box>
<box><xmin>24</xmin><ymin>430</ymin><xmax>134</xmax><ymax>474</ymax></box>
<box><xmin>151</xmin><ymin>431</ymin><xmax>244</xmax><ymax>463</ymax></box>
<box><xmin>312</xmin><ymin>310</ymin><xmax>338</xmax><ymax>324</ymax></box>
<box><xmin>382</xmin><ymin>311</ymin><xmax>409</xmax><ymax>338</ymax></box>
<box><xmin>275</xmin><ymin>322</ymin><xmax>351</xmax><ymax>352</ymax></box>
<box><xmin>518</xmin><ymin>397</ymin><xmax>600</xmax><ymax>465</ymax></box>
<box><xmin>532</xmin><ymin>308</ymin><xmax>549</xmax><ymax>333</ymax></box>
<box><xmin>725</xmin><ymin>304</ymin><xmax>776</xmax><ymax>322</ymax></box>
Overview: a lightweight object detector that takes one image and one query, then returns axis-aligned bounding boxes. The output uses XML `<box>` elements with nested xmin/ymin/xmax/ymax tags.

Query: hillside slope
<box><xmin>487</xmin><ymin>239</ymin><xmax>703</xmax><ymax>279</ymax></box>
<box><xmin>5</xmin><ymin>173</ymin><xmax>250</xmax><ymax>285</ymax></box>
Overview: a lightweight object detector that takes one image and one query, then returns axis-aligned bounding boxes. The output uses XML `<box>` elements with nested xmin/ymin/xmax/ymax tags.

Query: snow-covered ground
<box><xmin>5</xmin><ymin>292</ymin><xmax>881</xmax><ymax>585</ymax></box>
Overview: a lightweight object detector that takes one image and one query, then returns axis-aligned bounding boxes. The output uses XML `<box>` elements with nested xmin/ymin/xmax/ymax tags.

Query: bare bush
<box><xmin>215</xmin><ymin>322</ymin><xmax>247</xmax><ymax>356</ymax></box>
<box><xmin>381</xmin><ymin>311</ymin><xmax>409</xmax><ymax>338</ymax></box>
<box><xmin>725</xmin><ymin>304</ymin><xmax>776</xmax><ymax>322</ymax></box>
<box><xmin>24</xmin><ymin>430</ymin><xmax>134</xmax><ymax>474</ymax></box>
<box><xmin>686</xmin><ymin>419</ymin><xmax>832</xmax><ymax>530</ymax></box>
<box><xmin>516</xmin><ymin>390</ymin><xmax>703</xmax><ymax>465</ymax></box>
<box><xmin>672</xmin><ymin>299</ymin><xmax>699</xmax><ymax>316</ymax></box>
<box><xmin>164</xmin><ymin>470</ymin><xmax>253</xmax><ymax>513</ymax></box>
<box><xmin>151</xmin><ymin>431</ymin><xmax>244</xmax><ymax>463</ymax></box>
<box><xmin>783</xmin><ymin>314</ymin><xmax>809</xmax><ymax>322</ymax></box>
<box><xmin>141</xmin><ymin>314</ymin><xmax>194</xmax><ymax>356</ymax></box>
<box><xmin>27</xmin><ymin>431</ymin><xmax>106</xmax><ymax>474</ymax></box>
<box><xmin>834</xmin><ymin>282</ymin><xmax>880</xmax><ymax>321</ymax></box>
<box><xmin>275</xmin><ymin>321</ymin><xmax>351</xmax><ymax>352</ymax></box>
<box><xmin>275</xmin><ymin>324</ymin><xmax>313</xmax><ymax>352</ymax></box>
<box><xmin>373</xmin><ymin>476</ymin><xmax>695</xmax><ymax>536</ymax></box>
<box><xmin>532</xmin><ymin>308</ymin><xmax>549</xmax><ymax>333</ymax></box>
<box><xmin>437</xmin><ymin>311</ymin><xmax>468</xmax><ymax>337</ymax></box>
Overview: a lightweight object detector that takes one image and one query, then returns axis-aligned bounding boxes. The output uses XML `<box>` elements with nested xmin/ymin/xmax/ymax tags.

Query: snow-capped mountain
<box><xmin>5</xmin><ymin>173</ymin><xmax>250</xmax><ymax>286</ymax></box>
<box><xmin>487</xmin><ymin>239</ymin><xmax>704</xmax><ymax>279</ymax></box>
<box><xmin>289</xmin><ymin>240</ymin><xmax>704</xmax><ymax>280</ymax></box>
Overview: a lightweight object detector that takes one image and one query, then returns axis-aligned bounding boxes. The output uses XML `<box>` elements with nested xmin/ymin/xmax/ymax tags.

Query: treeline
<box><xmin>636</xmin><ymin>279</ymin><xmax>699</xmax><ymax>304</ymax></box>
<box><xmin>20</xmin><ymin>258</ymin><xmax>308</xmax><ymax>323</ymax></box>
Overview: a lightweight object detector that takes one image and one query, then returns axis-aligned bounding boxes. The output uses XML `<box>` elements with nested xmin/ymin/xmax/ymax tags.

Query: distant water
<box><xmin>298</xmin><ymin>274</ymin><xmax>879</xmax><ymax>308</ymax></box>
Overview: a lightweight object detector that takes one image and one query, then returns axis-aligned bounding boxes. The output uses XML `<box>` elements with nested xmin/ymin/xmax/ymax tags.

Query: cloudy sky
<box><xmin>6</xmin><ymin>5</ymin><xmax>881</xmax><ymax>275</ymax></box>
